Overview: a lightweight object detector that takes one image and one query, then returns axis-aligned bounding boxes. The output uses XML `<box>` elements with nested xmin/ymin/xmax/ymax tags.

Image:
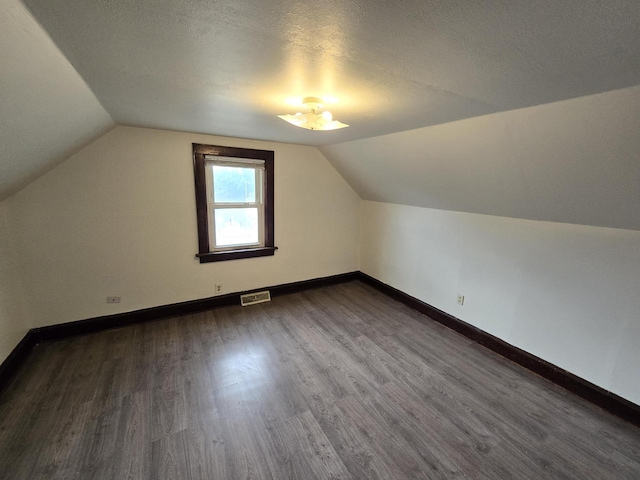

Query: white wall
<box><xmin>0</xmin><ymin>201</ymin><xmax>30</xmax><ymax>362</ymax></box>
<box><xmin>361</xmin><ymin>201</ymin><xmax>640</xmax><ymax>405</ymax></box>
<box><xmin>4</xmin><ymin>126</ymin><xmax>361</xmax><ymax>329</ymax></box>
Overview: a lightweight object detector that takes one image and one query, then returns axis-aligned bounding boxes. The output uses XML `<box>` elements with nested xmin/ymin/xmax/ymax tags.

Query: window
<box><xmin>192</xmin><ymin>144</ymin><xmax>275</xmax><ymax>263</ymax></box>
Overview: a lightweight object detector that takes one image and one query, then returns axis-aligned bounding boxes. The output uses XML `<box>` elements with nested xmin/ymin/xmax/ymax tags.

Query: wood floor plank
<box><xmin>211</xmin><ymin>381</ymin><xmax>276</xmax><ymax>480</ymax></box>
<box><xmin>112</xmin><ymin>389</ymin><xmax>152</xmax><ymax>480</ymax></box>
<box><xmin>75</xmin><ymin>405</ymin><xmax>120</xmax><ymax>479</ymax></box>
<box><xmin>150</xmin><ymin>384</ymin><xmax>188</xmax><ymax>442</ymax></box>
<box><xmin>150</xmin><ymin>430</ymin><xmax>193</xmax><ymax>480</ymax></box>
<box><xmin>331</xmin><ymin>394</ymin><xmax>431</xmax><ymax>478</ymax></box>
<box><xmin>183</xmin><ymin>379</ymin><xmax>230</xmax><ymax>479</ymax></box>
<box><xmin>34</xmin><ymin>401</ymin><xmax>94</xmax><ymax>479</ymax></box>
<box><xmin>280</xmin><ymin>410</ymin><xmax>353</xmax><ymax>480</ymax></box>
<box><xmin>0</xmin><ymin>281</ymin><xmax>638</xmax><ymax>479</ymax></box>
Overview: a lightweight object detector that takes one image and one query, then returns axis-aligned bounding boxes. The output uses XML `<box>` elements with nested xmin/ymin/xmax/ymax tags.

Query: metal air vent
<box><xmin>240</xmin><ymin>290</ymin><xmax>271</xmax><ymax>307</ymax></box>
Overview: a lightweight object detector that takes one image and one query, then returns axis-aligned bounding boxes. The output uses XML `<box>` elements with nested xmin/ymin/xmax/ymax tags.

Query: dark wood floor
<box><xmin>0</xmin><ymin>281</ymin><xmax>639</xmax><ymax>479</ymax></box>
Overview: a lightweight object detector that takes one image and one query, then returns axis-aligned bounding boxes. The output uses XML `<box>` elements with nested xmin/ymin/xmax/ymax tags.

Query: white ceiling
<box><xmin>321</xmin><ymin>85</ymin><xmax>640</xmax><ymax>231</ymax></box>
<box><xmin>0</xmin><ymin>0</ymin><xmax>114</xmax><ymax>201</ymax></box>
<box><xmin>2</xmin><ymin>0</ymin><xmax>640</xmax><ymax>230</ymax></box>
<box><xmin>20</xmin><ymin>0</ymin><xmax>640</xmax><ymax>146</ymax></box>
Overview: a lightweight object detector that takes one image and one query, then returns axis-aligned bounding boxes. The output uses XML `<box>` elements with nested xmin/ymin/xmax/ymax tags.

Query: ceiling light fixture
<box><xmin>278</xmin><ymin>97</ymin><xmax>349</xmax><ymax>131</ymax></box>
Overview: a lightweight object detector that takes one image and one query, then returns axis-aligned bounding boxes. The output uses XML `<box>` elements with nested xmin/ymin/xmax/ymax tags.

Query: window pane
<box><xmin>214</xmin><ymin>208</ymin><xmax>259</xmax><ymax>247</ymax></box>
<box><xmin>212</xmin><ymin>166</ymin><xmax>256</xmax><ymax>203</ymax></box>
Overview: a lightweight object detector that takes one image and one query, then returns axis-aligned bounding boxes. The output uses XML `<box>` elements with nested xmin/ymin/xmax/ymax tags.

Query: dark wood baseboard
<box><xmin>0</xmin><ymin>271</ymin><xmax>358</xmax><ymax>394</ymax></box>
<box><xmin>0</xmin><ymin>330</ymin><xmax>39</xmax><ymax>392</ymax></box>
<box><xmin>3</xmin><ymin>269</ymin><xmax>638</xmax><ymax>429</ymax></box>
<box><xmin>357</xmin><ymin>271</ymin><xmax>640</xmax><ymax>428</ymax></box>
<box><xmin>34</xmin><ymin>271</ymin><xmax>359</xmax><ymax>342</ymax></box>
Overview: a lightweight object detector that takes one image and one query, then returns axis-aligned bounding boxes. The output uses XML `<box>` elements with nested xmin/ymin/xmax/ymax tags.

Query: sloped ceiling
<box><xmin>20</xmin><ymin>0</ymin><xmax>640</xmax><ymax>146</ymax></box>
<box><xmin>0</xmin><ymin>0</ymin><xmax>115</xmax><ymax>201</ymax></box>
<box><xmin>3</xmin><ymin>0</ymin><xmax>640</xmax><ymax>230</ymax></box>
<box><xmin>321</xmin><ymin>85</ymin><xmax>640</xmax><ymax>231</ymax></box>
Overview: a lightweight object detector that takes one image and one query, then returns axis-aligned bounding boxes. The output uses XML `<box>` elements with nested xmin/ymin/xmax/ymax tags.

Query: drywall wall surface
<box><xmin>321</xmin><ymin>85</ymin><xmax>640</xmax><ymax>231</ymax></box>
<box><xmin>361</xmin><ymin>201</ymin><xmax>640</xmax><ymax>405</ymax></box>
<box><xmin>6</xmin><ymin>126</ymin><xmax>361</xmax><ymax>328</ymax></box>
<box><xmin>0</xmin><ymin>0</ymin><xmax>115</xmax><ymax>201</ymax></box>
<box><xmin>0</xmin><ymin>201</ymin><xmax>29</xmax><ymax>363</ymax></box>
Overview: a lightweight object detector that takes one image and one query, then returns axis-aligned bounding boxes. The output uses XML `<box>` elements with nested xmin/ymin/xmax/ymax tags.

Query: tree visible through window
<box><xmin>193</xmin><ymin>144</ymin><xmax>275</xmax><ymax>263</ymax></box>
<box><xmin>208</xmin><ymin>162</ymin><xmax>262</xmax><ymax>249</ymax></box>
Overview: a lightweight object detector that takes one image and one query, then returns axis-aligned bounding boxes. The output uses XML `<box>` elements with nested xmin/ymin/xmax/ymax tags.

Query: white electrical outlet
<box><xmin>215</xmin><ymin>284</ymin><xmax>223</xmax><ymax>293</ymax></box>
<box><xmin>457</xmin><ymin>294</ymin><xmax>465</xmax><ymax>306</ymax></box>
<box><xmin>106</xmin><ymin>296</ymin><xmax>121</xmax><ymax>304</ymax></box>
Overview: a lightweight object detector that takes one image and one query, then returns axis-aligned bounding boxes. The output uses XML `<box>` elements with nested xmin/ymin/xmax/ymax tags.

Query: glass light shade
<box><xmin>278</xmin><ymin>97</ymin><xmax>348</xmax><ymax>130</ymax></box>
<box><xmin>278</xmin><ymin>111</ymin><xmax>348</xmax><ymax>131</ymax></box>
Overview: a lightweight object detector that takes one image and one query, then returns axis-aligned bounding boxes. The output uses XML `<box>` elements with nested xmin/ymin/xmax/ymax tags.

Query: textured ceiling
<box><xmin>0</xmin><ymin>0</ymin><xmax>114</xmax><ymax>201</ymax></box>
<box><xmin>321</xmin><ymin>86</ymin><xmax>640</xmax><ymax>231</ymax></box>
<box><xmin>21</xmin><ymin>0</ymin><xmax>640</xmax><ymax>146</ymax></box>
<box><xmin>4</xmin><ymin>0</ymin><xmax>640</xmax><ymax>229</ymax></box>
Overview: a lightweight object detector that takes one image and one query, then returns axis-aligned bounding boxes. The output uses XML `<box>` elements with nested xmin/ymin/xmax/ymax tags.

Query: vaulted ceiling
<box><xmin>20</xmin><ymin>0</ymin><xmax>640</xmax><ymax>146</ymax></box>
<box><xmin>321</xmin><ymin>85</ymin><xmax>640</xmax><ymax>231</ymax></box>
<box><xmin>2</xmin><ymin>0</ymin><xmax>640</xmax><ymax>228</ymax></box>
<box><xmin>0</xmin><ymin>0</ymin><xmax>114</xmax><ymax>201</ymax></box>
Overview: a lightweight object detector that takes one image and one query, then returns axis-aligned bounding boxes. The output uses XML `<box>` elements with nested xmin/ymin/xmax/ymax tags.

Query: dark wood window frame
<box><xmin>192</xmin><ymin>143</ymin><xmax>276</xmax><ymax>263</ymax></box>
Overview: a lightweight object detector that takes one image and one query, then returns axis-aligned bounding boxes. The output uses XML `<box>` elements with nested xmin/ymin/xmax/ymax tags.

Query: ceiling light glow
<box><xmin>278</xmin><ymin>97</ymin><xmax>348</xmax><ymax>131</ymax></box>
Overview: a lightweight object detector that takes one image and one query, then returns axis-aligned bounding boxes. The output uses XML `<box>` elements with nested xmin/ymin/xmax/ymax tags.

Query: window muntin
<box><xmin>205</xmin><ymin>157</ymin><xmax>265</xmax><ymax>250</ymax></box>
<box><xmin>192</xmin><ymin>143</ymin><xmax>275</xmax><ymax>263</ymax></box>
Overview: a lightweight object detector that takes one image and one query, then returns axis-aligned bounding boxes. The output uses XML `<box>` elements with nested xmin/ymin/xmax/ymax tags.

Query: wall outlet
<box><xmin>457</xmin><ymin>294</ymin><xmax>465</xmax><ymax>306</ymax></box>
<box><xmin>215</xmin><ymin>284</ymin><xmax>223</xmax><ymax>293</ymax></box>
<box><xmin>106</xmin><ymin>296</ymin><xmax>121</xmax><ymax>304</ymax></box>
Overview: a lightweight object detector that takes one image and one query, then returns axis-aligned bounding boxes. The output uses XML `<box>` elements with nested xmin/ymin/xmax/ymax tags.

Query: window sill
<box><xmin>196</xmin><ymin>246</ymin><xmax>278</xmax><ymax>263</ymax></box>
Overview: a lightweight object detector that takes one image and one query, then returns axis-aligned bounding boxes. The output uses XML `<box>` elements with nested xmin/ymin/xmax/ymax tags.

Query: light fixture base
<box><xmin>302</xmin><ymin>97</ymin><xmax>324</xmax><ymax>112</ymax></box>
<box><xmin>278</xmin><ymin>96</ymin><xmax>349</xmax><ymax>131</ymax></box>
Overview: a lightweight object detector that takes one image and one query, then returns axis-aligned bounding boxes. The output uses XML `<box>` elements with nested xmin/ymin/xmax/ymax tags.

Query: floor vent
<box><xmin>240</xmin><ymin>290</ymin><xmax>271</xmax><ymax>307</ymax></box>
